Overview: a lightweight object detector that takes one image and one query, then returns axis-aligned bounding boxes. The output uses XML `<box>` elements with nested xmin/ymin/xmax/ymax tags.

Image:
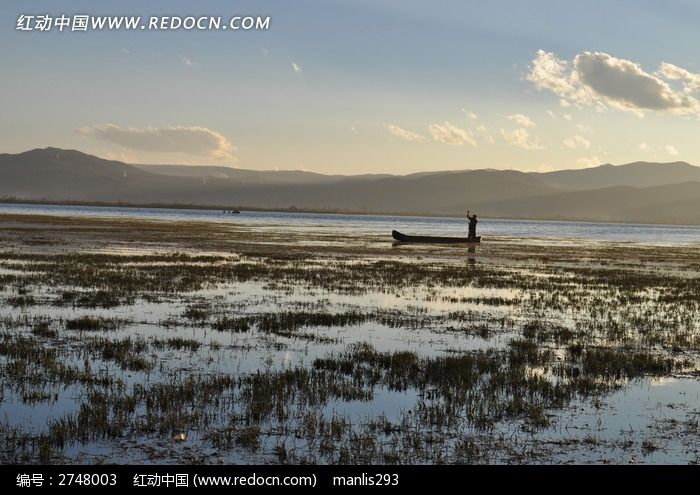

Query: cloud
<box><xmin>664</xmin><ymin>144</ymin><xmax>680</xmax><ymax>156</ymax></box>
<box><xmin>385</xmin><ymin>124</ymin><xmax>425</xmax><ymax>142</ymax></box>
<box><xmin>658</xmin><ymin>62</ymin><xmax>700</xmax><ymax>90</ymax></box>
<box><xmin>563</xmin><ymin>114</ymin><xmax>573</xmax><ymax>121</ymax></box>
<box><xmin>527</xmin><ymin>49</ymin><xmax>575</xmax><ymax>97</ymax></box>
<box><xmin>528</xmin><ymin>49</ymin><xmax>700</xmax><ymax>117</ymax></box>
<box><xmin>576</xmin><ymin>124</ymin><xmax>593</xmax><ymax>133</ymax></box>
<box><xmin>292</xmin><ymin>62</ymin><xmax>302</xmax><ymax>73</ymax></box>
<box><xmin>638</xmin><ymin>142</ymin><xmax>653</xmax><ymax>152</ymax></box>
<box><xmin>500</xmin><ymin>128</ymin><xmax>544</xmax><ymax>150</ymax></box>
<box><xmin>461</xmin><ymin>109</ymin><xmax>478</xmax><ymax>120</ymax></box>
<box><xmin>181</xmin><ymin>56</ymin><xmax>195</xmax><ymax>67</ymax></box>
<box><xmin>574</xmin><ymin>52</ymin><xmax>691</xmax><ymax>111</ymax></box>
<box><xmin>507</xmin><ymin>113</ymin><xmax>536</xmax><ymax>127</ymax></box>
<box><xmin>563</xmin><ymin>135</ymin><xmax>591</xmax><ymax>149</ymax></box>
<box><xmin>428</xmin><ymin>122</ymin><xmax>476</xmax><ymax>146</ymax></box>
<box><xmin>546</xmin><ymin>110</ymin><xmax>556</xmax><ymax>119</ymax></box>
<box><xmin>576</xmin><ymin>156</ymin><xmax>601</xmax><ymax>168</ymax></box>
<box><xmin>77</xmin><ymin>124</ymin><xmax>236</xmax><ymax>161</ymax></box>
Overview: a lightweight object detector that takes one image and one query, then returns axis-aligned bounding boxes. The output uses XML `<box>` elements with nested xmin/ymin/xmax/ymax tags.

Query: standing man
<box><xmin>466</xmin><ymin>210</ymin><xmax>478</xmax><ymax>240</ymax></box>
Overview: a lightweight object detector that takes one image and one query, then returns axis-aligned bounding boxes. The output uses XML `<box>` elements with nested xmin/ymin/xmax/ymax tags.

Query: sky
<box><xmin>3</xmin><ymin>0</ymin><xmax>700</xmax><ymax>174</ymax></box>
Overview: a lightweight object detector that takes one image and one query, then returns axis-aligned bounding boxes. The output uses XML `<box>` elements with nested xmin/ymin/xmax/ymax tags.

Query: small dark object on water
<box><xmin>392</xmin><ymin>230</ymin><xmax>481</xmax><ymax>244</ymax></box>
<box><xmin>223</xmin><ymin>210</ymin><xmax>241</xmax><ymax>214</ymax></box>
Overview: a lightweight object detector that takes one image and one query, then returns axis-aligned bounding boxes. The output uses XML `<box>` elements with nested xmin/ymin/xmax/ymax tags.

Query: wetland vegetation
<box><xmin>0</xmin><ymin>213</ymin><xmax>699</xmax><ymax>464</ymax></box>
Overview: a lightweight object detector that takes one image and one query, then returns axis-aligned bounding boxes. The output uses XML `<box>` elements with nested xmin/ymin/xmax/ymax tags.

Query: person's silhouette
<box><xmin>466</xmin><ymin>210</ymin><xmax>478</xmax><ymax>240</ymax></box>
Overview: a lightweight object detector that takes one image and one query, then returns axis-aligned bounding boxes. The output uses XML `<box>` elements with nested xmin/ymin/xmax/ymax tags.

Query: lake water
<box><xmin>2</xmin><ymin>202</ymin><xmax>700</xmax><ymax>246</ymax></box>
<box><xmin>2</xmin><ymin>202</ymin><xmax>700</xmax><ymax>463</ymax></box>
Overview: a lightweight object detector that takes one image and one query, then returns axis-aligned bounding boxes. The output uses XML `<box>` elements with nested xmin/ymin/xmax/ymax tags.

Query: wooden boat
<box><xmin>392</xmin><ymin>230</ymin><xmax>480</xmax><ymax>244</ymax></box>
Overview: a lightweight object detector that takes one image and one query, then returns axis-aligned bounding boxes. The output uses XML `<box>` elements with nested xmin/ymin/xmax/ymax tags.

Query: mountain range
<box><xmin>1</xmin><ymin>147</ymin><xmax>700</xmax><ymax>225</ymax></box>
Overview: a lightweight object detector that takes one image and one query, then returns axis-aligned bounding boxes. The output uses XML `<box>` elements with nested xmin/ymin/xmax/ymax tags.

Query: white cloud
<box><xmin>665</xmin><ymin>144</ymin><xmax>680</xmax><ymax>156</ymax></box>
<box><xmin>575</xmin><ymin>52</ymin><xmax>692</xmax><ymax>112</ymax></box>
<box><xmin>576</xmin><ymin>156</ymin><xmax>601</xmax><ymax>168</ymax></box>
<box><xmin>559</xmin><ymin>98</ymin><xmax>571</xmax><ymax>108</ymax></box>
<box><xmin>385</xmin><ymin>124</ymin><xmax>425</xmax><ymax>142</ymax></box>
<box><xmin>77</xmin><ymin>124</ymin><xmax>236</xmax><ymax>161</ymax></box>
<box><xmin>507</xmin><ymin>113</ymin><xmax>536</xmax><ymax>127</ymax></box>
<box><xmin>638</xmin><ymin>142</ymin><xmax>653</xmax><ymax>152</ymax></box>
<box><xmin>563</xmin><ymin>135</ymin><xmax>591</xmax><ymax>149</ymax></box>
<box><xmin>429</xmin><ymin>122</ymin><xmax>476</xmax><ymax>146</ymax></box>
<box><xmin>462</xmin><ymin>109</ymin><xmax>478</xmax><ymax>120</ymax></box>
<box><xmin>546</xmin><ymin>110</ymin><xmax>556</xmax><ymax>119</ymax></box>
<box><xmin>527</xmin><ymin>49</ymin><xmax>575</xmax><ymax>97</ymax></box>
<box><xmin>658</xmin><ymin>62</ymin><xmax>700</xmax><ymax>90</ymax></box>
<box><xmin>476</xmin><ymin>125</ymin><xmax>487</xmax><ymax>132</ymax></box>
<box><xmin>528</xmin><ymin>49</ymin><xmax>700</xmax><ymax>117</ymax></box>
<box><xmin>181</xmin><ymin>56</ymin><xmax>195</xmax><ymax>67</ymax></box>
<box><xmin>576</xmin><ymin>124</ymin><xmax>593</xmax><ymax>133</ymax></box>
<box><xmin>500</xmin><ymin>127</ymin><xmax>544</xmax><ymax>150</ymax></box>
<box><xmin>292</xmin><ymin>62</ymin><xmax>302</xmax><ymax>73</ymax></box>
<box><xmin>563</xmin><ymin>114</ymin><xmax>573</xmax><ymax>121</ymax></box>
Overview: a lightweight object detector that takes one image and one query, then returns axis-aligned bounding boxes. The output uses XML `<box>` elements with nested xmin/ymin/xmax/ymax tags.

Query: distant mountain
<box><xmin>0</xmin><ymin>148</ymin><xmax>561</xmax><ymax>213</ymax></box>
<box><xmin>539</xmin><ymin>161</ymin><xmax>700</xmax><ymax>189</ymax></box>
<box><xmin>0</xmin><ymin>147</ymin><xmax>161</xmax><ymax>200</ymax></box>
<box><xmin>480</xmin><ymin>182</ymin><xmax>700</xmax><ymax>224</ymax></box>
<box><xmin>135</xmin><ymin>164</ymin><xmax>391</xmax><ymax>184</ymax></box>
<box><xmin>207</xmin><ymin>169</ymin><xmax>561</xmax><ymax>214</ymax></box>
<box><xmin>2</xmin><ymin>148</ymin><xmax>700</xmax><ymax>225</ymax></box>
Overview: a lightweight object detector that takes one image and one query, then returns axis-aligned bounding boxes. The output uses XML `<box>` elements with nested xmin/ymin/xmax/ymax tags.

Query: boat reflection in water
<box><xmin>391</xmin><ymin>230</ymin><xmax>481</xmax><ymax>244</ymax></box>
<box><xmin>389</xmin><ymin>229</ymin><xmax>479</xmax><ymax>265</ymax></box>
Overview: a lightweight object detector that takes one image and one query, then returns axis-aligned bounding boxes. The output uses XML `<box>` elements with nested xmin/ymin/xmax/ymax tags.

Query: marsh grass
<box><xmin>1</xmin><ymin>214</ymin><xmax>700</xmax><ymax>464</ymax></box>
<box><xmin>31</xmin><ymin>322</ymin><xmax>58</xmax><ymax>339</ymax></box>
<box><xmin>152</xmin><ymin>337</ymin><xmax>202</xmax><ymax>352</ymax></box>
<box><xmin>85</xmin><ymin>337</ymin><xmax>153</xmax><ymax>371</ymax></box>
<box><xmin>65</xmin><ymin>316</ymin><xmax>128</xmax><ymax>332</ymax></box>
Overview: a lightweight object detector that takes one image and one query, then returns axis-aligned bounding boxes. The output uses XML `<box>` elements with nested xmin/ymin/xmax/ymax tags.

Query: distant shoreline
<box><xmin>1</xmin><ymin>197</ymin><xmax>700</xmax><ymax>228</ymax></box>
<box><xmin>0</xmin><ymin>197</ymin><xmax>460</xmax><ymax>219</ymax></box>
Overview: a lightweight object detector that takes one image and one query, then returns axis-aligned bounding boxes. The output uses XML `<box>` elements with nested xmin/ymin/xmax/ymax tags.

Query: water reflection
<box><xmin>468</xmin><ymin>245</ymin><xmax>476</xmax><ymax>266</ymax></box>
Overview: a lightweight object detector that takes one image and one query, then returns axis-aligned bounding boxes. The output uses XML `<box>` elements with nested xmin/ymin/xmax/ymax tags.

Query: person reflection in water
<box><xmin>467</xmin><ymin>245</ymin><xmax>476</xmax><ymax>266</ymax></box>
<box><xmin>466</xmin><ymin>210</ymin><xmax>478</xmax><ymax>240</ymax></box>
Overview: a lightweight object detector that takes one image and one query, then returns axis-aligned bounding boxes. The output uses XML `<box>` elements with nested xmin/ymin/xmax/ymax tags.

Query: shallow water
<box><xmin>1</xmin><ymin>216</ymin><xmax>699</xmax><ymax>464</ymax></box>
<box><xmin>3</xmin><ymin>202</ymin><xmax>700</xmax><ymax>246</ymax></box>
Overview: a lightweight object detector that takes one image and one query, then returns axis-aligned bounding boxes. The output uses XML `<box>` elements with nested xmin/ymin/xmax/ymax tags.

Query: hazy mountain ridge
<box><xmin>538</xmin><ymin>161</ymin><xmax>700</xmax><ymax>190</ymax></box>
<box><xmin>135</xmin><ymin>164</ymin><xmax>393</xmax><ymax>184</ymax></box>
<box><xmin>2</xmin><ymin>148</ymin><xmax>700</xmax><ymax>225</ymax></box>
<box><xmin>480</xmin><ymin>182</ymin><xmax>700</xmax><ymax>224</ymax></box>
